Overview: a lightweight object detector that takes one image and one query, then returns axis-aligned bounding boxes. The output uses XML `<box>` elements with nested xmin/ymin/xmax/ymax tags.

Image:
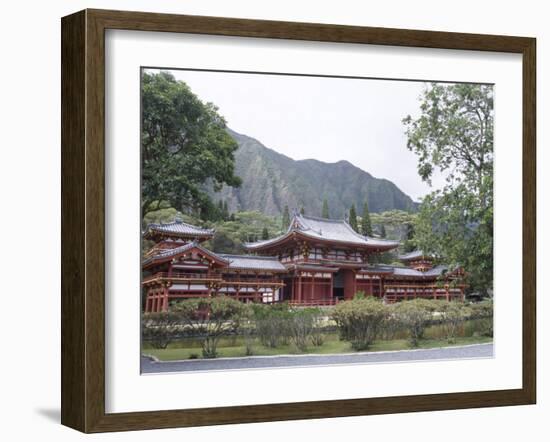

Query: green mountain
<box><xmin>212</xmin><ymin>129</ymin><xmax>417</xmax><ymax>217</ymax></box>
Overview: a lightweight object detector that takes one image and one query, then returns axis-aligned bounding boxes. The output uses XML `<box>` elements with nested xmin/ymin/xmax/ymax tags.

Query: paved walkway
<box><xmin>141</xmin><ymin>343</ymin><xmax>493</xmax><ymax>374</ymax></box>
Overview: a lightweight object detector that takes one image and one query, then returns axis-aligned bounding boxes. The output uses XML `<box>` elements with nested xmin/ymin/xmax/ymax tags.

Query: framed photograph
<box><xmin>61</xmin><ymin>9</ymin><xmax>536</xmax><ymax>433</ymax></box>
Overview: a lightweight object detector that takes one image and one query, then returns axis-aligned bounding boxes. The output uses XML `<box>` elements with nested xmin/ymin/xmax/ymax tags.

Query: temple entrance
<box><xmin>333</xmin><ymin>269</ymin><xmax>357</xmax><ymax>301</ymax></box>
<box><xmin>332</xmin><ymin>270</ymin><xmax>344</xmax><ymax>301</ymax></box>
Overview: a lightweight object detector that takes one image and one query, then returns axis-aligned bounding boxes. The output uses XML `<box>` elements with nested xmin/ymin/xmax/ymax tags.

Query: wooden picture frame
<box><xmin>61</xmin><ymin>9</ymin><xmax>536</xmax><ymax>433</ymax></box>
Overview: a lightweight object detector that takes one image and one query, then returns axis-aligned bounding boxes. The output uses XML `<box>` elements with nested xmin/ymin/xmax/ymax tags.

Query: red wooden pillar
<box><xmin>162</xmin><ymin>286</ymin><xmax>169</xmax><ymax>312</ymax></box>
<box><xmin>144</xmin><ymin>289</ymin><xmax>150</xmax><ymax>312</ymax></box>
<box><xmin>311</xmin><ymin>272</ymin><xmax>315</xmax><ymax>303</ymax></box>
<box><xmin>298</xmin><ymin>272</ymin><xmax>302</xmax><ymax>303</ymax></box>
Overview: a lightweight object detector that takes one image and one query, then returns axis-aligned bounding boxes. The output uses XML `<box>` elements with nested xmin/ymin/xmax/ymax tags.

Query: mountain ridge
<box><xmin>210</xmin><ymin>128</ymin><xmax>417</xmax><ymax>217</ymax></box>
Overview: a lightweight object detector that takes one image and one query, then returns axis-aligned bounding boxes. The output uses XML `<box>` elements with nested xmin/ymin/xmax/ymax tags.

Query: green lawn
<box><xmin>144</xmin><ymin>335</ymin><xmax>493</xmax><ymax>361</ymax></box>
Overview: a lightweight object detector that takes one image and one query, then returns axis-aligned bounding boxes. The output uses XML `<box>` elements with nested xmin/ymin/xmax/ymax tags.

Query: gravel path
<box><xmin>141</xmin><ymin>342</ymin><xmax>493</xmax><ymax>374</ymax></box>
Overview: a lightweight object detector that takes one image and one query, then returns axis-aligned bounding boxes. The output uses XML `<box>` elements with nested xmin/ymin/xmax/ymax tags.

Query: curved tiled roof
<box><xmin>398</xmin><ymin>250</ymin><xmax>433</xmax><ymax>261</ymax></box>
<box><xmin>144</xmin><ymin>218</ymin><xmax>214</xmax><ymax>239</ymax></box>
<box><xmin>218</xmin><ymin>254</ymin><xmax>287</xmax><ymax>272</ymax></box>
<box><xmin>142</xmin><ymin>241</ymin><xmax>229</xmax><ymax>266</ymax></box>
<box><xmin>360</xmin><ymin>264</ymin><xmax>448</xmax><ymax>279</ymax></box>
<box><xmin>246</xmin><ymin>214</ymin><xmax>399</xmax><ymax>250</ymax></box>
<box><xmin>423</xmin><ymin>265</ymin><xmax>448</xmax><ymax>277</ymax></box>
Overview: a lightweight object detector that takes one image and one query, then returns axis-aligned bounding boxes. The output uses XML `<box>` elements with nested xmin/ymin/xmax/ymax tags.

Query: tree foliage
<box><xmin>251</xmin><ymin>303</ymin><xmax>292</xmax><ymax>348</ymax></box>
<box><xmin>171</xmin><ymin>296</ymin><xmax>247</xmax><ymax>358</ymax></box>
<box><xmin>403</xmin><ymin>222</ymin><xmax>416</xmax><ymax>253</ymax></box>
<box><xmin>141</xmin><ymin>312</ymin><xmax>181</xmax><ymax>349</ymax></box>
<box><xmin>322</xmin><ymin>199</ymin><xmax>330</xmax><ymax>218</ymax></box>
<box><xmin>403</xmin><ymin>83</ymin><xmax>493</xmax><ymax>295</ymax></box>
<box><xmin>433</xmin><ymin>301</ymin><xmax>471</xmax><ymax>343</ymax></box>
<box><xmin>349</xmin><ymin>204</ymin><xmax>358</xmax><ymax>232</ymax></box>
<box><xmin>332</xmin><ymin>297</ymin><xmax>387</xmax><ymax>350</ymax></box>
<box><xmin>394</xmin><ymin>299</ymin><xmax>436</xmax><ymax>347</ymax></box>
<box><xmin>287</xmin><ymin>309</ymin><xmax>318</xmax><ymax>351</ymax></box>
<box><xmin>282</xmin><ymin>205</ymin><xmax>290</xmax><ymax>229</ymax></box>
<box><xmin>360</xmin><ymin>200</ymin><xmax>373</xmax><ymax>236</ymax></box>
<box><xmin>141</xmin><ymin>71</ymin><xmax>241</xmax><ymax>216</ymax></box>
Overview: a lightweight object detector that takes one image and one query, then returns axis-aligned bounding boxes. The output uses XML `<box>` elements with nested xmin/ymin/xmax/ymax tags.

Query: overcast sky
<box><xmin>148</xmin><ymin>68</ymin><xmax>448</xmax><ymax>201</ymax></box>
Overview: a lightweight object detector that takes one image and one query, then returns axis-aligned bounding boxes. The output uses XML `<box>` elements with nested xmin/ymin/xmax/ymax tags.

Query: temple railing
<box><xmin>220</xmin><ymin>277</ymin><xmax>284</xmax><ymax>285</ymax></box>
<box><xmin>142</xmin><ymin>272</ymin><xmax>222</xmax><ymax>284</ymax></box>
<box><xmin>288</xmin><ymin>299</ymin><xmax>337</xmax><ymax>306</ymax></box>
<box><xmin>142</xmin><ymin>272</ymin><xmax>284</xmax><ymax>286</ymax></box>
<box><xmin>383</xmin><ymin>284</ymin><xmax>465</xmax><ymax>302</ymax></box>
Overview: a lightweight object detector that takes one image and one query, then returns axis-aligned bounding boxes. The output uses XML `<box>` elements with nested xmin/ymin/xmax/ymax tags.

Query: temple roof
<box><xmin>423</xmin><ymin>265</ymin><xmax>448</xmax><ymax>277</ymax></box>
<box><xmin>359</xmin><ymin>265</ymin><xmax>396</xmax><ymax>274</ymax></box>
<box><xmin>246</xmin><ymin>214</ymin><xmax>399</xmax><ymax>251</ymax></box>
<box><xmin>360</xmin><ymin>264</ymin><xmax>448</xmax><ymax>279</ymax></box>
<box><xmin>144</xmin><ymin>218</ymin><xmax>214</xmax><ymax>240</ymax></box>
<box><xmin>218</xmin><ymin>254</ymin><xmax>287</xmax><ymax>272</ymax></box>
<box><xmin>398</xmin><ymin>250</ymin><xmax>433</xmax><ymax>261</ymax></box>
<box><xmin>392</xmin><ymin>265</ymin><xmax>448</xmax><ymax>278</ymax></box>
<box><xmin>286</xmin><ymin>263</ymin><xmax>340</xmax><ymax>273</ymax></box>
<box><xmin>142</xmin><ymin>241</ymin><xmax>229</xmax><ymax>267</ymax></box>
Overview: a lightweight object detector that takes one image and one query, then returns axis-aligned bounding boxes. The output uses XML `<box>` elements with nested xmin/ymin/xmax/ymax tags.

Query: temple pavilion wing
<box><xmin>219</xmin><ymin>254</ymin><xmax>287</xmax><ymax>273</ymax></box>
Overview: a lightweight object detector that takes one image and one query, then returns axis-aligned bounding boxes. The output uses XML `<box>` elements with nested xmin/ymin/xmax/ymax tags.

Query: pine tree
<box><xmin>349</xmin><ymin>204</ymin><xmax>358</xmax><ymax>232</ymax></box>
<box><xmin>300</xmin><ymin>207</ymin><xmax>305</xmax><ymax>215</ymax></box>
<box><xmin>403</xmin><ymin>223</ymin><xmax>416</xmax><ymax>252</ymax></box>
<box><xmin>222</xmin><ymin>200</ymin><xmax>229</xmax><ymax>220</ymax></box>
<box><xmin>282</xmin><ymin>205</ymin><xmax>290</xmax><ymax>229</ymax></box>
<box><xmin>361</xmin><ymin>200</ymin><xmax>373</xmax><ymax>236</ymax></box>
<box><xmin>217</xmin><ymin>199</ymin><xmax>224</xmax><ymax>221</ymax></box>
<box><xmin>322</xmin><ymin>199</ymin><xmax>329</xmax><ymax>218</ymax></box>
<box><xmin>380</xmin><ymin>224</ymin><xmax>387</xmax><ymax>238</ymax></box>
<box><xmin>262</xmin><ymin>227</ymin><xmax>269</xmax><ymax>240</ymax></box>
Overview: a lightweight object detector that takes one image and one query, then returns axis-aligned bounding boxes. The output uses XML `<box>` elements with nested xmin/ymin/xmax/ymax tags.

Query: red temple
<box><xmin>142</xmin><ymin>214</ymin><xmax>465</xmax><ymax>312</ymax></box>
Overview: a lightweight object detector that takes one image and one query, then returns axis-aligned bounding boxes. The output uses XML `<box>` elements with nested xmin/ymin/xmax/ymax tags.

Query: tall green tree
<box><xmin>141</xmin><ymin>71</ymin><xmax>241</xmax><ymax>216</ymax></box>
<box><xmin>348</xmin><ymin>204</ymin><xmax>358</xmax><ymax>232</ymax></box>
<box><xmin>282</xmin><ymin>205</ymin><xmax>290</xmax><ymax>229</ymax></box>
<box><xmin>403</xmin><ymin>222</ymin><xmax>416</xmax><ymax>252</ymax></box>
<box><xmin>361</xmin><ymin>200</ymin><xmax>373</xmax><ymax>236</ymax></box>
<box><xmin>322</xmin><ymin>199</ymin><xmax>330</xmax><ymax>218</ymax></box>
<box><xmin>379</xmin><ymin>224</ymin><xmax>387</xmax><ymax>238</ymax></box>
<box><xmin>300</xmin><ymin>206</ymin><xmax>305</xmax><ymax>215</ymax></box>
<box><xmin>403</xmin><ymin>83</ymin><xmax>493</xmax><ymax>295</ymax></box>
<box><xmin>261</xmin><ymin>227</ymin><xmax>269</xmax><ymax>240</ymax></box>
<box><xmin>222</xmin><ymin>200</ymin><xmax>229</xmax><ymax>221</ymax></box>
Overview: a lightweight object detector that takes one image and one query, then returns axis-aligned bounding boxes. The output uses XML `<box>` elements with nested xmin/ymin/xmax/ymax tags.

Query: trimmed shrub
<box><xmin>142</xmin><ymin>311</ymin><xmax>181</xmax><ymax>349</ymax></box>
<box><xmin>332</xmin><ymin>297</ymin><xmax>387</xmax><ymax>351</ymax></box>
<box><xmin>394</xmin><ymin>299</ymin><xmax>434</xmax><ymax>347</ymax></box>
<box><xmin>172</xmin><ymin>296</ymin><xmax>248</xmax><ymax>358</ymax></box>
<box><xmin>288</xmin><ymin>309</ymin><xmax>316</xmax><ymax>351</ymax></box>
<box><xmin>437</xmin><ymin>301</ymin><xmax>471</xmax><ymax>343</ymax></box>
<box><xmin>310</xmin><ymin>310</ymin><xmax>326</xmax><ymax>347</ymax></box>
<box><xmin>252</xmin><ymin>303</ymin><xmax>292</xmax><ymax>348</ymax></box>
<box><xmin>380</xmin><ymin>303</ymin><xmax>402</xmax><ymax>341</ymax></box>
<box><xmin>470</xmin><ymin>298</ymin><xmax>493</xmax><ymax>337</ymax></box>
